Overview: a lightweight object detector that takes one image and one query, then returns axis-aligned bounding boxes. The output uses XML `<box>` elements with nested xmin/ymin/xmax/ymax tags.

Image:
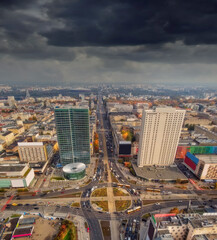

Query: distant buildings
<box><xmin>0</xmin><ymin>131</ymin><xmax>15</xmax><ymax>146</ymax></box>
<box><xmin>55</xmin><ymin>106</ymin><xmax>90</xmax><ymax>166</ymax></box>
<box><xmin>138</xmin><ymin>107</ymin><xmax>185</xmax><ymax>167</ymax></box>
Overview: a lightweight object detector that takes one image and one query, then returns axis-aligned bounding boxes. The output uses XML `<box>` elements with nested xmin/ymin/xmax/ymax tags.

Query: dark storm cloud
<box><xmin>43</xmin><ymin>0</ymin><xmax>217</xmax><ymax>47</ymax></box>
<box><xmin>1</xmin><ymin>0</ymin><xmax>217</xmax><ymax>63</ymax></box>
<box><xmin>0</xmin><ymin>0</ymin><xmax>34</xmax><ymax>8</ymax></box>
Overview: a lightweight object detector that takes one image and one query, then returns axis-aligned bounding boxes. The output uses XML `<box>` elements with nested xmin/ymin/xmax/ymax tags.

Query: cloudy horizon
<box><xmin>1</xmin><ymin>0</ymin><xmax>217</xmax><ymax>87</ymax></box>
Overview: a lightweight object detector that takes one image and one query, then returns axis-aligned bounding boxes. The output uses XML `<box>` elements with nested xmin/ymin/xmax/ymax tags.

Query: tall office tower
<box><xmin>55</xmin><ymin>106</ymin><xmax>90</xmax><ymax>166</ymax></box>
<box><xmin>137</xmin><ymin>107</ymin><xmax>185</xmax><ymax>167</ymax></box>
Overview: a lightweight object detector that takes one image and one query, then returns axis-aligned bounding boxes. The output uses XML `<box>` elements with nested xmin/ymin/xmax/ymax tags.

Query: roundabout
<box><xmin>89</xmin><ymin>187</ymin><xmax>132</xmax><ymax>212</ymax></box>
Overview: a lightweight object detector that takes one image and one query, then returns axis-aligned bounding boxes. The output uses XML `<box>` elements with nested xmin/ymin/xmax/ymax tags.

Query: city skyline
<box><xmin>1</xmin><ymin>1</ymin><xmax>217</xmax><ymax>87</ymax></box>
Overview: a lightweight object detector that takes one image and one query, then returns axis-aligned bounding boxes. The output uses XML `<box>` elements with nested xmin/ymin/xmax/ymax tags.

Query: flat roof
<box><xmin>18</xmin><ymin>142</ymin><xmax>43</xmax><ymax>147</ymax></box>
<box><xmin>0</xmin><ymin>164</ymin><xmax>26</xmax><ymax>172</ymax></box>
<box><xmin>1</xmin><ymin>131</ymin><xmax>12</xmax><ymax>136</ymax></box>
<box><xmin>63</xmin><ymin>162</ymin><xmax>86</xmax><ymax>173</ymax></box>
<box><xmin>55</xmin><ymin>106</ymin><xmax>89</xmax><ymax>110</ymax></box>
<box><xmin>13</xmin><ymin>226</ymin><xmax>33</xmax><ymax>236</ymax></box>
<box><xmin>133</xmin><ymin>164</ymin><xmax>188</xmax><ymax>181</ymax></box>
<box><xmin>195</xmin><ymin>155</ymin><xmax>217</xmax><ymax>164</ymax></box>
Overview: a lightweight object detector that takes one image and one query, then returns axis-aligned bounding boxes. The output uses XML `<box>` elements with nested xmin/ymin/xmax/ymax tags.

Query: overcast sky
<box><xmin>1</xmin><ymin>0</ymin><xmax>217</xmax><ymax>87</ymax></box>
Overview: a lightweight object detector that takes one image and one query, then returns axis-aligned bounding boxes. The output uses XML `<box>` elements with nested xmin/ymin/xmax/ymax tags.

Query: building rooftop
<box><xmin>190</xmin><ymin>217</ymin><xmax>217</xmax><ymax>229</ymax></box>
<box><xmin>133</xmin><ymin>163</ymin><xmax>188</xmax><ymax>181</ymax></box>
<box><xmin>1</xmin><ymin>131</ymin><xmax>12</xmax><ymax>137</ymax></box>
<box><xmin>18</xmin><ymin>142</ymin><xmax>43</xmax><ymax>147</ymax></box>
<box><xmin>195</xmin><ymin>154</ymin><xmax>217</xmax><ymax>164</ymax></box>
<box><xmin>0</xmin><ymin>164</ymin><xmax>26</xmax><ymax>172</ymax></box>
<box><xmin>63</xmin><ymin>162</ymin><xmax>86</xmax><ymax>173</ymax></box>
<box><xmin>55</xmin><ymin>105</ymin><xmax>89</xmax><ymax>110</ymax></box>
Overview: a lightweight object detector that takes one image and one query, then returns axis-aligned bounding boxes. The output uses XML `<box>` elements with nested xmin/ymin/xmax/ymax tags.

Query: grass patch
<box><xmin>23</xmin><ymin>168</ymin><xmax>31</xmax><ymax>177</ymax></box>
<box><xmin>175</xmin><ymin>185</ymin><xmax>187</xmax><ymax>189</ymax></box>
<box><xmin>71</xmin><ymin>202</ymin><xmax>80</xmax><ymax>208</ymax></box>
<box><xmin>142</xmin><ymin>213</ymin><xmax>151</xmax><ymax>220</ymax></box>
<box><xmin>92</xmin><ymin>201</ymin><xmax>108</xmax><ymax>211</ymax></box>
<box><xmin>92</xmin><ymin>188</ymin><xmax>107</xmax><ymax>197</ymax></box>
<box><xmin>113</xmin><ymin>188</ymin><xmax>129</xmax><ymax>196</ymax></box>
<box><xmin>115</xmin><ymin>200</ymin><xmax>131</xmax><ymax>211</ymax></box>
<box><xmin>100</xmin><ymin>221</ymin><xmax>111</xmax><ymax>240</ymax></box>
<box><xmin>111</xmin><ymin>172</ymin><xmax>119</xmax><ymax>183</ymax></box>
<box><xmin>52</xmin><ymin>192</ymin><xmax>81</xmax><ymax>198</ymax></box>
<box><xmin>51</xmin><ymin>176</ymin><xmax>65</xmax><ymax>181</ymax></box>
<box><xmin>11</xmin><ymin>214</ymin><xmax>21</xmax><ymax>218</ymax></box>
<box><xmin>17</xmin><ymin>188</ymin><xmax>28</xmax><ymax>192</ymax></box>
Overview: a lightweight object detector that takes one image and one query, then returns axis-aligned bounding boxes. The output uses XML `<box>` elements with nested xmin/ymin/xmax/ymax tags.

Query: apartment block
<box><xmin>138</xmin><ymin>107</ymin><xmax>185</xmax><ymax>167</ymax></box>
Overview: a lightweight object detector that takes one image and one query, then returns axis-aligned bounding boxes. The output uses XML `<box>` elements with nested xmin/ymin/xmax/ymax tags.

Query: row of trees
<box><xmin>94</xmin><ymin>132</ymin><xmax>99</xmax><ymax>153</ymax></box>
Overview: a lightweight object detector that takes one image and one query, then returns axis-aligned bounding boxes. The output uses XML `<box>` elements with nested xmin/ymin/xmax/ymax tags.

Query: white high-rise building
<box><xmin>137</xmin><ymin>107</ymin><xmax>185</xmax><ymax>167</ymax></box>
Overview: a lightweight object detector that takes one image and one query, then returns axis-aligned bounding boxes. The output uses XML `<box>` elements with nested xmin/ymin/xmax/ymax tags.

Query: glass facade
<box><xmin>55</xmin><ymin>107</ymin><xmax>90</xmax><ymax>165</ymax></box>
<box><xmin>63</xmin><ymin>169</ymin><xmax>85</xmax><ymax>180</ymax></box>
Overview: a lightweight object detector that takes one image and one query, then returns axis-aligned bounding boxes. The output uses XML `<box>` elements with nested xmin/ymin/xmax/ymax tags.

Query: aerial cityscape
<box><xmin>0</xmin><ymin>85</ymin><xmax>217</xmax><ymax>240</ymax></box>
<box><xmin>1</xmin><ymin>0</ymin><xmax>217</xmax><ymax>240</ymax></box>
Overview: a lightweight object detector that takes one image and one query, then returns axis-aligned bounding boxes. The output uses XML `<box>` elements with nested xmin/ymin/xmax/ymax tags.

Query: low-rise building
<box><xmin>184</xmin><ymin>153</ymin><xmax>217</xmax><ymax>180</ymax></box>
<box><xmin>146</xmin><ymin>213</ymin><xmax>217</xmax><ymax>240</ymax></box>
<box><xmin>18</xmin><ymin>142</ymin><xmax>53</xmax><ymax>163</ymax></box>
<box><xmin>0</xmin><ymin>131</ymin><xmax>15</xmax><ymax>145</ymax></box>
<box><xmin>0</xmin><ymin>164</ymin><xmax>34</xmax><ymax>188</ymax></box>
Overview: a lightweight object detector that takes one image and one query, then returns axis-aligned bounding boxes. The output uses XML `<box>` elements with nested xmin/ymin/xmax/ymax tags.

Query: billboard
<box><xmin>176</xmin><ymin>146</ymin><xmax>217</xmax><ymax>160</ymax></box>
<box><xmin>119</xmin><ymin>141</ymin><xmax>131</xmax><ymax>155</ymax></box>
<box><xmin>184</xmin><ymin>152</ymin><xmax>199</xmax><ymax>171</ymax></box>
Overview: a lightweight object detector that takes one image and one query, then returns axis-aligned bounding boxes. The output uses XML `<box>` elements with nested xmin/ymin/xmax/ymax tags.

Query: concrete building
<box><xmin>184</xmin><ymin>153</ymin><xmax>217</xmax><ymax>180</ymax></box>
<box><xmin>146</xmin><ymin>213</ymin><xmax>217</xmax><ymax>240</ymax></box>
<box><xmin>0</xmin><ymin>131</ymin><xmax>15</xmax><ymax>146</ymax></box>
<box><xmin>138</xmin><ymin>107</ymin><xmax>185</xmax><ymax>167</ymax></box>
<box><xmin>0</xmin><ymin>164</ymin><xmax>34</xmax><ymax>188</ymax></box>
<box><xmin>18</xmin><ymin>142</ymin><xmax>53</xmax><ymax>163</ymax></box>
<box><xmin>55</xmin><ymin>106</ymin><xmax>90</xmax><ymax>166</ymax></box>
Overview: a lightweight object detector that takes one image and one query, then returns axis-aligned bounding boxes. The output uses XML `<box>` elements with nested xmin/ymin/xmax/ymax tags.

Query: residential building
<box><xmin>146</xmin><ymin>213</ymin><xmax>217</xmax><ymax>240</ymax></box>
<box><xmin>0</xmin><ymin>131</ymin><xmax>15</xmax><ymax>146</ymax></box>
<box><xmin>55</xmin><ymin>106</ymin><xmax>90</xmax><ymax>165</ymax></box>
<box><xmin>138</xmin><ymin>107</ymin><xmax>185</xmax><ymax>167</ymax></box>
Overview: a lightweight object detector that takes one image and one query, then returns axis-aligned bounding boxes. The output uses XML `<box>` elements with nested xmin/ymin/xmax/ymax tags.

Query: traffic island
<box><xmin>91</xmin><ymin>188</ymin><xmax>107</xmax><ymax>197</ymax></box>
<box><xmin>92</xmin><ymin>201</ymin><xmax>109</xmax><ymax>211</ymax></box>
<box><xmin>71</xmin><ymin>202</ymin><xmax>80</xmax><ymax>208</ymax></box>
<box><xmin>115</xmin><ymin>200</ymin><xmax>131</xmax><ymax>211</ymax></box>
<box><xmin>113</xmin><ymin>187</ymin><xmax>129</xmax><ymax>196</ymax></box>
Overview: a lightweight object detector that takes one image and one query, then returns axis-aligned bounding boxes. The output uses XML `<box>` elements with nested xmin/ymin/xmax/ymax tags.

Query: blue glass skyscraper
<box><xmin>55</xmin><ymin>106</ymin><xmax>90</xmax><ymax>166</ymax></box>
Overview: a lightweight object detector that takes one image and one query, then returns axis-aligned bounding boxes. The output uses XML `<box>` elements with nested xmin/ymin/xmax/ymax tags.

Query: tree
<box><xmin>170</xmin><ymin>207</ymin><xmax>179</xmax><ymax>214</ymax></box>
<box><xmin>176</xmin><ymin>179</ymin><xmax>182</xmax><ymax>184</ymax></box>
